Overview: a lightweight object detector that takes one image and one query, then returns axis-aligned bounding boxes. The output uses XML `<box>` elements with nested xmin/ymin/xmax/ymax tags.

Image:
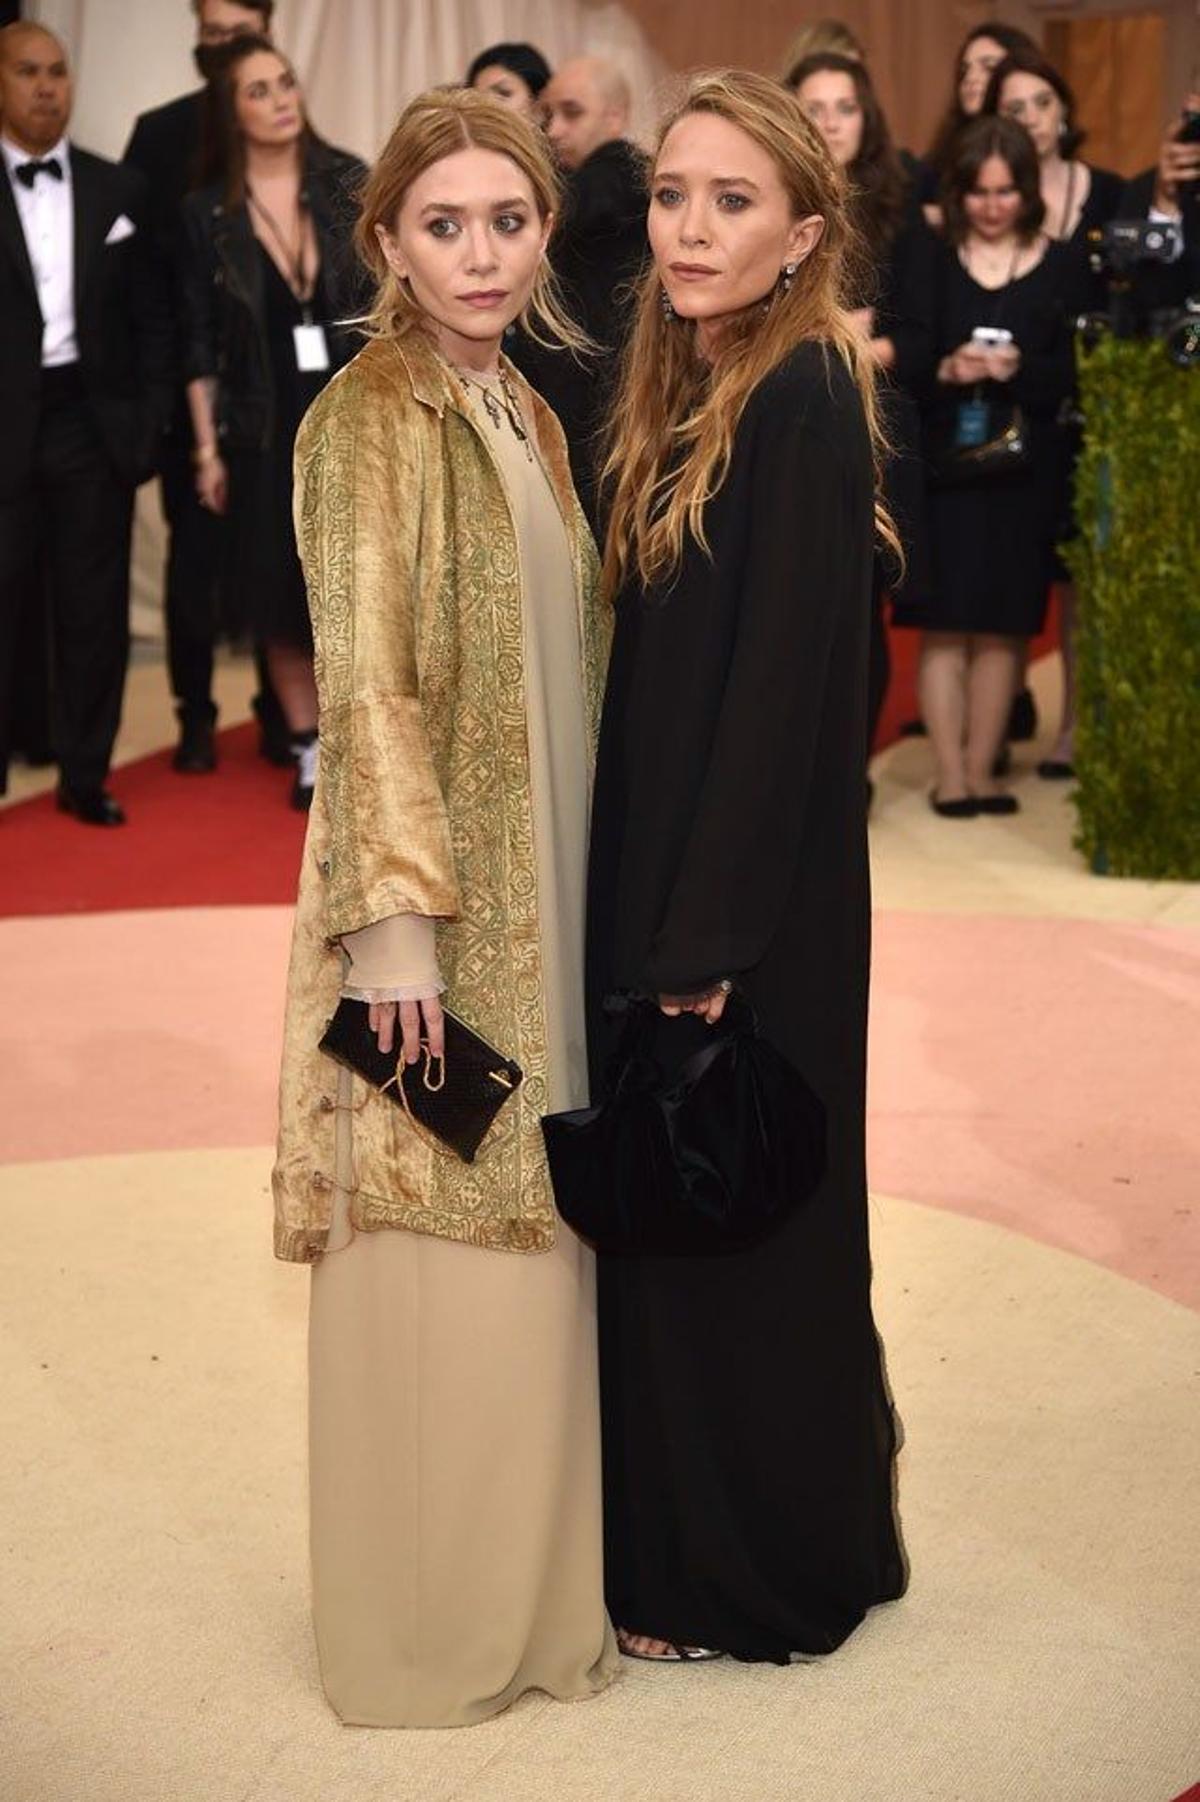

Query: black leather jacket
<box><xmin>179</xmin><ymin>141</ymin><xmax>369</xmax><ymax>452</ymax></box>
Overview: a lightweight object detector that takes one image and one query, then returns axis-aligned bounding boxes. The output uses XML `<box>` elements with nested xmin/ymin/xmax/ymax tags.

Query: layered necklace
<box><xmin>449</xmin><ymin>362</ymin><xmax>534</xmax><ymax>461</ymax></box>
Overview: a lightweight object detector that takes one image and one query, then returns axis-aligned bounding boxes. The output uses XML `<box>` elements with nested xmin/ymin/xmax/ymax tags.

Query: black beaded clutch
<box><xmin>319</xmin><ymin>999</ymin><xmax>523</xmax><ymax>1164</ymax></box>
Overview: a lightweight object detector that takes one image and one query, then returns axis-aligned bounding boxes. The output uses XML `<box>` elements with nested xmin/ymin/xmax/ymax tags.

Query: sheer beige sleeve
<box><xmin>340</xmin><ymin>914</ymin><xmax>444</xmax><ymax>1003</ymax></box>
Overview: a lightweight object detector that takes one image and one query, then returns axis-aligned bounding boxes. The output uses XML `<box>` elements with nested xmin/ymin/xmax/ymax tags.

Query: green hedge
<box><xmin>1062</xmin><ymin>335</ymin><xmax>1200</xmax><ymax>880</ymax></box>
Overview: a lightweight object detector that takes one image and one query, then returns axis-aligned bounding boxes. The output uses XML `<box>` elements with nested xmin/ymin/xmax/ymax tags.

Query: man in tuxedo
<box><xmin>123</xmin><ymin>0</ymin><xmax>275</xmax><ymax>775</ymax></box>
<box><xmin>509</xmin><ymin>56</ymin><xmax>648</xmax><ymax>532</ymax></box>
<box><xmin>0</xmin><ymin>22</ymin><xmax>171</xmax><ymax>823</ymax></box>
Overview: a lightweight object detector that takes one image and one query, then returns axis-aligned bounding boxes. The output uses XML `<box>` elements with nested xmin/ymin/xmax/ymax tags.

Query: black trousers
<box><xmin>159</xmin><ymin>428</ymin><xmax>225</xmax><ymax>720</ymax></box>
<box><xmin>0</xmin><ymin>368</ymin><xmax>134</xmax><ymax>795</ymax></box>
<box><xmin>8</xmin><ymin>552</ymin><xmax>53</xmax><ymax>761</ymax></box>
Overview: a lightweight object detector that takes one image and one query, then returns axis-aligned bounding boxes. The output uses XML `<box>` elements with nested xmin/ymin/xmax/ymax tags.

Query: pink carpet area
<box><xmin>2</xmin><ymin>901</ymin><xmax>1196</xmax><ymax>1311</ymax></box>
<box><xmin>0</xmin><ymin>907</ymin><xmax>289</xmax><ymax>1163</ymax></box>
<box><xmin>868</xmin><ymin>911</ymin><xmax>1200</xmax><ymax>1310</ymax></box>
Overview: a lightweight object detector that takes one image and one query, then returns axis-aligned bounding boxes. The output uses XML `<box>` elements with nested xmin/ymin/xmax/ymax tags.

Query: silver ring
<box><xmin>717</xmin><ymin>979</ymin><xmax>733</xmax><ymax>995</ymax></box>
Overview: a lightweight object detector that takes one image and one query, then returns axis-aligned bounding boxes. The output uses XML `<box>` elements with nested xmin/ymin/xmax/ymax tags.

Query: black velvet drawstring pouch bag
<box><xmin>542</xmin><ymin>993</ymin><xmax>825</xmax><ymax>1256</ymax></box>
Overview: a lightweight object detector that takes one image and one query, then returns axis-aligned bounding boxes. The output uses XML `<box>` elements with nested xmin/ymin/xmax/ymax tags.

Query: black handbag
<box><xmin>542</xmin><ymin>994</ymin><xmax>825</xmax><ymax>1256</ymax></box>
<box><xmin>930</xmin><ymin>399</ymin><xmax>1030</xmax><ymax>487</ymax></box>
<box><xmin>319</xmin><ymin>998</ymin><xmax>523</xmax><ymax>1163</ymax></box>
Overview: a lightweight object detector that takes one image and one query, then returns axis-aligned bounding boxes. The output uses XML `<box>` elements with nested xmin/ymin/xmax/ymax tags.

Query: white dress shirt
<box><xmin>2</xmin><ymin>132</ymin><xmax>79</xmax><ymax>367</ymax></box>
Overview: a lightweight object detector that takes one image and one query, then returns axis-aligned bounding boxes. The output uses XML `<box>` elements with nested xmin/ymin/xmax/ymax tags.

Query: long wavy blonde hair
<box><xmin>602</xmin><ymin>69</ymin><xmax>898</xmax><ymax>601</ymax></box>
<box><xmin>355</xmin><ymin>87</ymin><xmax>587</xmax><ymax>352</ymax></box>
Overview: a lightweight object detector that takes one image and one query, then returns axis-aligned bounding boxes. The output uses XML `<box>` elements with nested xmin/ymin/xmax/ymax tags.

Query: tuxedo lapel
<box><xmin>0</xmin><ymin>168</ymin><xmax>39</xmax><ymax>304</ymax></box>
<box><xmin>69</xmin><ymin>146</ymin><xmax>110</xmax><ymax>315</ymax></box>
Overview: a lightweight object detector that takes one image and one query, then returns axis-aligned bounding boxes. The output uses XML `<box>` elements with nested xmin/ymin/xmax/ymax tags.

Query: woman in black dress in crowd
<box><xmin>181</xmin><ymin>37</ymin><xmax>367</xmax><ymax>808</ymax></box>
<box><xmin>984</xmin><ymin>48</ymin><xmax>1123</xmax><ymax>251</ymax></box>
<box><xmin>587</xmin><ymin>70</ymin><xmax>907</xmax><ymax>1662</ymax></box>
<box><xmin>790</xmin><ymin>50</ymin><xmax>937</xmax><ymax>766</ymax></box>
<box><xmin>898</xmin><ymin>21</ymin><xmax>1044</xmax><ymax>746</ymax></box>
<box><xmin>466</xmin><ymin>41</ymin><xmax>552</xmax><ymax>120</ymax></box>
<box><xmin>909</xmin><ymin>116</ymin><xmax>1084</xmax><ymax>817</ymax></box>
<box><xmin>921</xmin><ymin>19</ymin><xmax>1038</xmax><ymax>213</ymax></box>
<box><xmin>984</xmin><ymin>47</ymin><xmax>1124</xmax><ymax>778</ymax></box>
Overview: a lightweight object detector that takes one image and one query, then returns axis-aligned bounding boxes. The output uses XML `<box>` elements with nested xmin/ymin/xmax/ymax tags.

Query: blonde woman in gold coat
<box><xmin>272</xmin><ymin>89</ymin><xmax>617</xmax><ymax>1727</ymax></box>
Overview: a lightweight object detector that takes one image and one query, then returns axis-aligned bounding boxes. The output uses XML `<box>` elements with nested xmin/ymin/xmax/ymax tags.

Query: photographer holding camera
<box><xmin>1121</xmin><ymin>90</ymin><xmax>1200</xmax><ymax>305</ymax></box>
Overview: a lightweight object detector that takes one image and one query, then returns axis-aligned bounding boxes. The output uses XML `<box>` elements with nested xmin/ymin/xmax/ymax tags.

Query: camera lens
<box><xmin>1165</xmin><ymin>310</ymin><xmax>1200</xmax><ymax>369</ymax></box>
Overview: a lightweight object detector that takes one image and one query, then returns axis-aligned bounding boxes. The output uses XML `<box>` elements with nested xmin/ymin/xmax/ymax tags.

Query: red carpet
<box><xmin>0</xmin><ymin>724</ymin><xmax>307</xmax><ymax>919</ymax></box>
<box><xmin>0</xmin><ymin>611</ymin><xmax>1058</xmax><ymax>920</ymax></box>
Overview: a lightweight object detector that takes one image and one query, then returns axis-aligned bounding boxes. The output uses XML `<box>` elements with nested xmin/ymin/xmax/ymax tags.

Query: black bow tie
<box><xmin>15</xmin><ymin>156</ymin><xmax>64</xmax><ymax>189</ymax></box>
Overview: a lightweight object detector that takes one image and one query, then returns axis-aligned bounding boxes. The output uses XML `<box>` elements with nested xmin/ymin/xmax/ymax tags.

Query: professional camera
<box><xmin>1079</xmin><ymin>218</ymin><xmax>1194</xmax><ymax>347</ymax></box>
<box><xmin>1093</xmin><ymin>217</ymin><xmax>1183</xmax><ymax>273</ymax></box>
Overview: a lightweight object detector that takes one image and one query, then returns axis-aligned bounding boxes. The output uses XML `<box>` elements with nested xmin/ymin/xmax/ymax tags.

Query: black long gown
<box><xmin>223</xmin><ymin>248</ymin><xmax>335</xmax><ymax>650</ymax></box>
<box><xmin>586</xmin><ymin>342</ymin><xmax>908</xmax><ymax>1662</ymax></box>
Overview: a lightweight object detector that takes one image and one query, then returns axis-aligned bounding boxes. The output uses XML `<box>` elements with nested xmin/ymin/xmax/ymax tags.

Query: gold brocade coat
<box><xmin>272</xmin><ymin>334</ymin><xmax>611</xmax><ymax>1263</ymax></box>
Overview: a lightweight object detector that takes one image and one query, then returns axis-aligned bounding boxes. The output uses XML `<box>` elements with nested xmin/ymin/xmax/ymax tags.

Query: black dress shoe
<box><xmin>1006</xmin><ymin>686</ymin><xmax>1038</xmax><ymax>742</ymax></box>
<box><xmin>1037</xmin><ymin>759</ymin><xmax>1076</xmax><ymax>781</ymax></box>
<box><xmin>57</xmin><ymin>785</ymin><xmax>126</xmax><ymax>826</ymax></box>
<box><xmin>973</xmin><ymin>792</ymin><xmax>1020</xmax><ymax>815</ymax></box>
<box><xmin>172</xmin><ymin>712</ymin><xmax>217</xmax><ymax>775</ymax></box>
<box><xmin>929</xmin><ymin>791</ymin><xmax>979</xmax><ymax>818</ymax></box>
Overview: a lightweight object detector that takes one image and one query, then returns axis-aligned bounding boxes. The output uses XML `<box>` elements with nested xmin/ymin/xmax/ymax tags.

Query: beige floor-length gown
<box><xmin>307</xmin><ymin>372</ymin><xmax>619</xmax><ymax>1728</ymax></box>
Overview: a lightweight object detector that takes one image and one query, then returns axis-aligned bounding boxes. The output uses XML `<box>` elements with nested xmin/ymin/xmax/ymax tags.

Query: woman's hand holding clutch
<box><xmin>342</xmin><ymin>914</ymin><xmax>446</xmax><ymax>1063</ymax></box>
<box><xmin>369</xmin><ymin>995</ymin><xmax>446</xmax><ymax>1064</ymax></box>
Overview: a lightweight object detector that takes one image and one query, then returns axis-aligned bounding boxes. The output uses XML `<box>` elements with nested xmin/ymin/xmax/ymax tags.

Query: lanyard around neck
<box><xmin>247</xmin><ymin>184</ymin><xmax>314</xmax><ymax>309</ymax></box>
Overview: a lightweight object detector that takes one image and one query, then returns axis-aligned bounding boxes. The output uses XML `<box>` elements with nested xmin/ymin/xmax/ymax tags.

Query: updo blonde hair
<box><xmin>356</xmin><ymin>87</ymin><xmax>584</xmax><ymax>350</ymax></box>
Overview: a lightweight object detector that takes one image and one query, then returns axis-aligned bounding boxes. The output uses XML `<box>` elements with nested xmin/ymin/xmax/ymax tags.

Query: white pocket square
<box><xmin>105</xmin><ymin>214</ymin><xmax>136</xmax><ymax>246</ymax></box>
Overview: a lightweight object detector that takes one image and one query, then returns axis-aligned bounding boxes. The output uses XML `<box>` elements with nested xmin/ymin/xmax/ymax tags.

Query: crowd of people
<box><xmin>0</xmin><ymin>1</ymin><xmax>1196</xmax><ymax>825</ymax></box>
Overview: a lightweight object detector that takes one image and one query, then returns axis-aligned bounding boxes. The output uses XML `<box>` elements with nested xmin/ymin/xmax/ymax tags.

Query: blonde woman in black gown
<box><xmin>587</xmin><ymin>71</ymin><xmax>907</xmax><ymax>1663</ymax></box>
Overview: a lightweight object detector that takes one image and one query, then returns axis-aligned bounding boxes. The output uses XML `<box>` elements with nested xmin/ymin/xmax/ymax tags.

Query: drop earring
<box><xmin>660</xmin><ymin>285</ymin><xmax>677</xmax><ymax>321</ymax></box>
<box><xmin>781</xmin><ymin>262</ymin><xmax>799</xmax><ymax>295</ymax></box>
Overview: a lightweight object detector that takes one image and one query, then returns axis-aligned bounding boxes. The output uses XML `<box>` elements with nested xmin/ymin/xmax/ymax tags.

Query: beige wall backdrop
<box><xmin>29</xmin><ymin>0</ymin><xmax>667</xmax><ymax>162</ymax></box>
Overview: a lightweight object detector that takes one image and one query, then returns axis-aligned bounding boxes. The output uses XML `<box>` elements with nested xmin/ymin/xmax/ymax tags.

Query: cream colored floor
<box><xmin>2</xmin><ymin>1153</ymin><xmax>1196</xmax><ymax>1802</ymax></box>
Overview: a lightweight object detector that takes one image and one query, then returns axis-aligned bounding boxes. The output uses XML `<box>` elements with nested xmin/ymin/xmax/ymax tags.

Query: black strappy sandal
<box><xmin>616</xmin><ymin>1629</ymin><xmax>725</xmax><ymax>1663</ymax></box>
